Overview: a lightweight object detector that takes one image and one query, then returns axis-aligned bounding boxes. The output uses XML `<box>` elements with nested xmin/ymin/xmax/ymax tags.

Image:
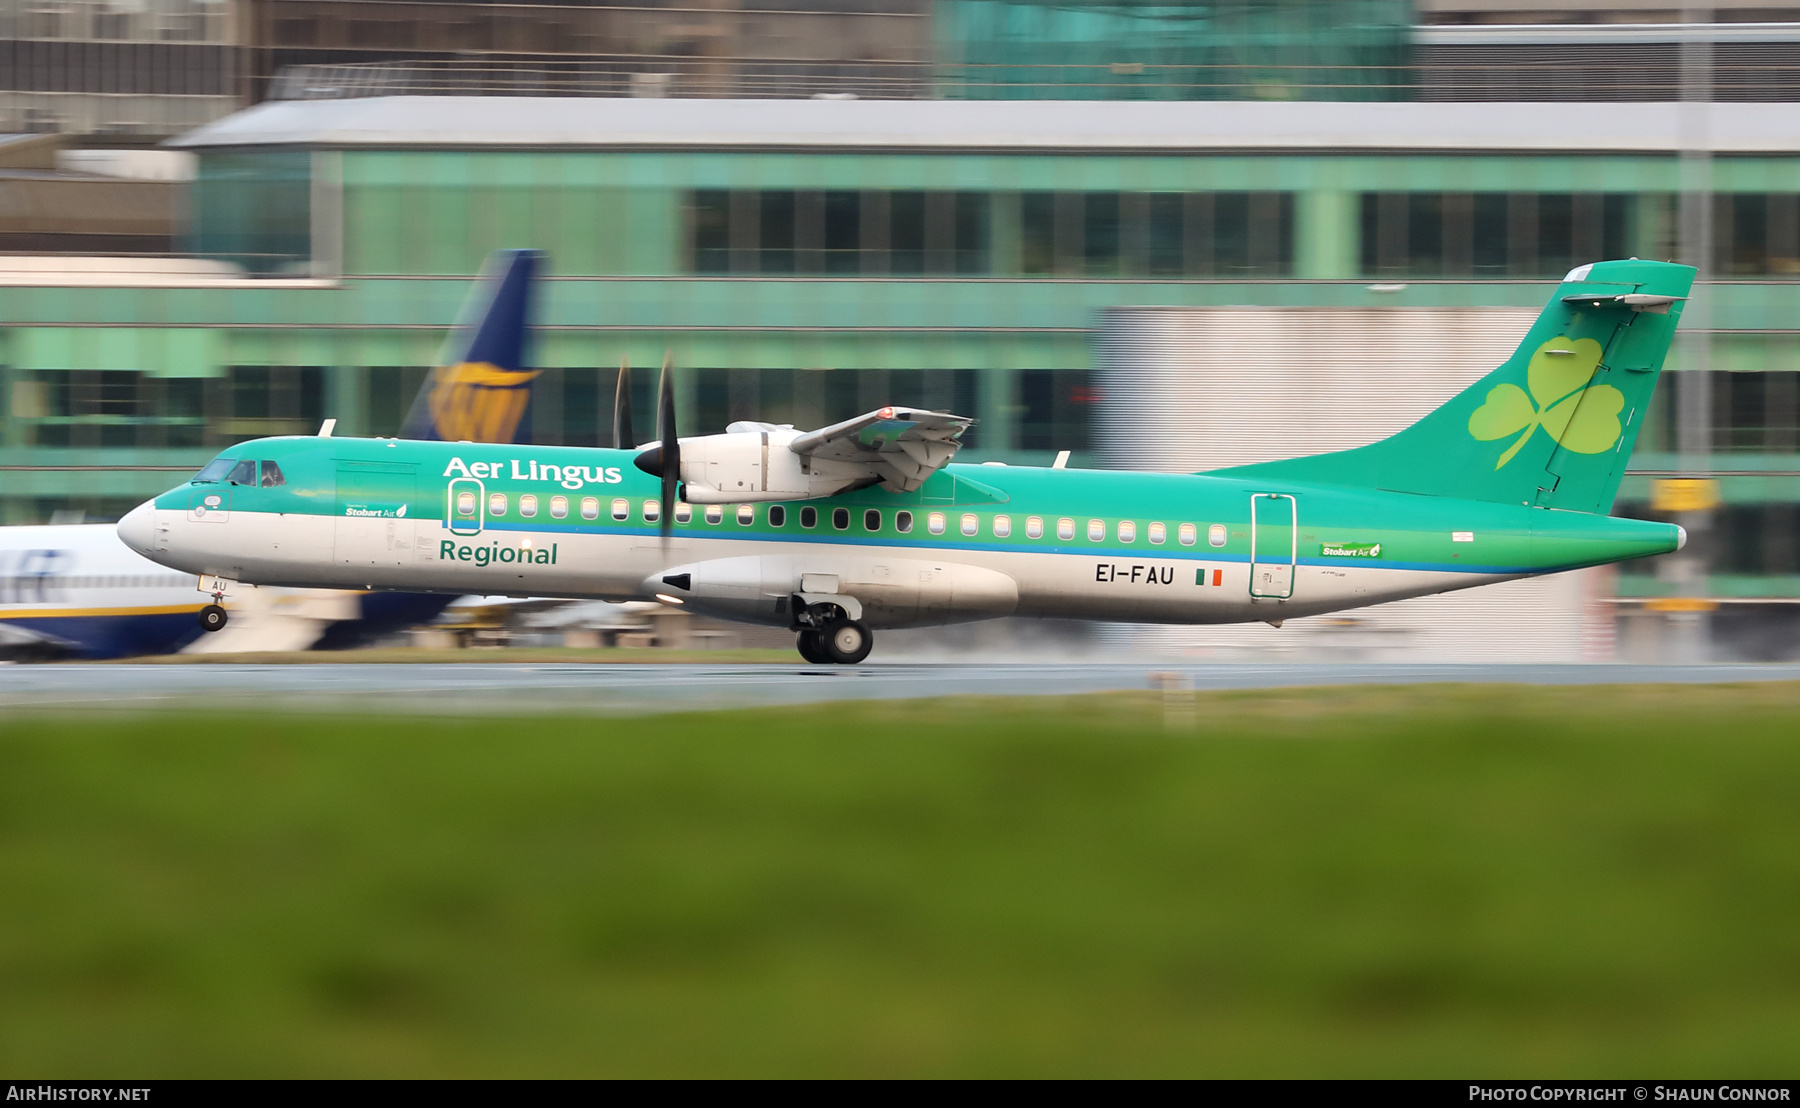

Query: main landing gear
<box><xmin>198</xmin><ymin>604</ymin><xmax>228</xmax><ymax>632</ymax></box>
<box><xmin>792</xmin><ymin>600</ymin><xmax>872</xmax><ymax>665</ymax></box>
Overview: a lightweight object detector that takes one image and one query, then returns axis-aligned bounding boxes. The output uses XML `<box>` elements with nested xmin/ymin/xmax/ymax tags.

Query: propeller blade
<box><xmin>658</xmin><ymin>352</ymin><xmax>678</xmax><ymax>541</ymax></box>
<box><xmin>612</xmin><ymin>357</ymin><xmax>635</xmax><ymax>450</ymax></box>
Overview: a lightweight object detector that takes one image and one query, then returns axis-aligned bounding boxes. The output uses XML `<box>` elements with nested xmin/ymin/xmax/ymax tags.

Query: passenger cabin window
<box><xmin>644</xmin><ymin>499</ymin><xmax>661</xmax><ymax>522</ymax></box>
<box><xmin>521</xmin><ymin>494</ymin><xmax>539</xmax><ymax>518</ymax></box>
<box><xmin>864</xmin><ymin>509</ymin><xmax>881</xmax><ymax>531</ymax></box>
<box><xmin>573</xmin><ymin>496</ymin><xmax>591</xmax><ymax>520</ymax></box>
<box><xmin>737</xmin><ymin>504</ymin><xmax>755</xmax><ymax>525</ymax></box>
<box><xmin>928</xmin><ymin>511</ymin><xmax>947</xmax><ymax>535</ymax></box>
<box><xmin>993</xmin><ymin>515</ymin><xmax>1011</xmax><ymax>538</ymax></box>
<box><xmin>226</xmin><ymin>459</ymin><xmax>257</xmax><ymax>486</ymax></box>
<box><xmin>258</xmin><ymin>461</ymin><xmax>286</xmax><ymax>488</ymax></box>
<box><xmin>800</xmin><ymin>506</ymin><xmax>817</xmax><ymax>528</ymax></box>
<box><xmin>488</xmin><ymin>493</ymin><xmax>508</xmax><ymax>516</ymax></box>
<box><xmin>456</xmin><ymin>491</ymin><xmax>477</xmax><ymax>518</ymax></box>
<box><xmin>961</xmin><ymin>513</ymin><xmax>978</xmax><ymax>537</ymax></box>
<box><xmin>1119</xmin><ymin>521</ymin><xmax>1136</xmax><ymax>543</ymax></box>
<box><xmin>1148</xmin><ymin>522</ymin><xmax>1166</xmax><ymax>544</ymax></box>
<box><xmin>1087</xmin><ymin>519</ymin><xmax>1105</xmax><ymax>542</ymax></box>
<box><xmin>551</xmin><ymin>495</ymin><xmax>570</xmax><ymax>519</ymax></box>
<box><xmin>611</xmin><ymin>498</ymin><xmax>629</xmax><ymax>521</ymax></box>
<box><xmin>769</xmin><ymin>505</ymin><xmax>786</xmax><ymax>527</ymax></box>
<box><xmin>1027</xmin><ymin>516</ymin><xmax>1044</xmax><ymax>539</ymax></box>
<box><xmin>706</xmin><ymin>505</ymin><xmax>723</xmax><ymax>524</ymax></box>
<box><xmin>832</xmin><ymin>507</ymin><xmax>850</xmax><ymax>530</ymax></box>
<box><xmin>193</xmin><ymin>457</ymin><xmax>234</xmax><ymax>483</ymax></box>
<box><xmin>897</xmin><ymin>510</ymin><xmax>913</xmax><ymax>533</ymax></box>
<box><xmin>676</xmin><ymin>502</ymin><xmax>692</xmax><ymax>523</ymax></box>
<box><xmin>1056</xmin><ymin>518</ymin><xmax>1075</xmax><ymax>541</ymax></box>
<box><xmin>1180</xmin><ymin>523</ymin><xmax>1199</xmax><ymax>546</ymax></box>
<box><xmin>1208</xmin><ymin>523</ymin><xmax>1227</xmax><ymax>547</ymax></box>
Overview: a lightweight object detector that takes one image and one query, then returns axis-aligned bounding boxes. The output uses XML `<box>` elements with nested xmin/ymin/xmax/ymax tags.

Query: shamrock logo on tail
<box><xmin>1468</xmin><ymin>336</ymin><xmax>1624</xmax><ymax>469</ymax></box>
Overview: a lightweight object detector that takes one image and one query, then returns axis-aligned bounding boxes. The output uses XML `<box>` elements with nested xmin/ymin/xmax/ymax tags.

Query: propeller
<box><xmin>631</xmin><ymin>352</ymin><xmax>680</xmax><ymax>541</ymax></box>
<box><xmin>612</xmin><ymin>357</ymin><xmax>635</xmax><ymax>450</ymax></box>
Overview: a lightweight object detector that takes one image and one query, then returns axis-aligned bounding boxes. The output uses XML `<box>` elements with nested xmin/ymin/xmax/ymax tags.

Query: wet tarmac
<box><xmin>3</xmin><ymin>661</ymin><xmax>1799</xmax><ymax>716</ymax></box>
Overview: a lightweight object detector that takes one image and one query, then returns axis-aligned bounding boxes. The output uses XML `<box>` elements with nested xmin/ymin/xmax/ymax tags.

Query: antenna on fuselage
<box><xmin>613</xmin><ymin>357</ymin><xmax>635</xmax><ymax>450</ymax></box>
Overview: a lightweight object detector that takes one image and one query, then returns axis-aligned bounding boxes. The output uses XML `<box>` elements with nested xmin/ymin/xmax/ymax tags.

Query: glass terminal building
<box><xmin>2</xmin><ymin>94</ymin><xmax>1798</xmax><ymax>653</ymax></box>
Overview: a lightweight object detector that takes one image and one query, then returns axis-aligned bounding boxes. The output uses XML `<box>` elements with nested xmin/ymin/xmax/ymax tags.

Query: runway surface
<box><xmin>3</xmin><ymin>661</ymin><xmax>1800</xmax><ymax>715</ymax></box>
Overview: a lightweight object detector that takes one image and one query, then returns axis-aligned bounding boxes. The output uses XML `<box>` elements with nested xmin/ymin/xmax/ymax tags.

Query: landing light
<box><xmin>654</xmin><ymin>593</ymin><xmax>685</xmax><ymax>605</ymax></box>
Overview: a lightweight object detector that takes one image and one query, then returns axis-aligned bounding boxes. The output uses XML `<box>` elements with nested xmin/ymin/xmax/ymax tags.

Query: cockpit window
<box><xmin>226</xmin><ymin>459</ymin><xmax>257</xmax><ymax>486</ymax></box>
<box><xmin>192</xmin><ymin>457</ymin><xmax>235</xmax><ymax>483</ymax></box>
<box><xmin>259</xmin><ymin>460</ymin><xmax>286</xmax><ymax>488</ymax></box>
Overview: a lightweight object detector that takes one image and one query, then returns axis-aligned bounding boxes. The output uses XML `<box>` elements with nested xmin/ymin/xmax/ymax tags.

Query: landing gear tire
<box><xmin>795</xmin><ymin>629</ymin><xmax>830</xmax><ymax>664</ymax></box>
<box><xmin>198</xmin><ymin>604</ymin><xmax>228</xmax><ymax>633</ymax></box>
<box><xmin>820</xmin><ymin>618</ymin><xmax>872</xmax><ymax>665</ymax></box>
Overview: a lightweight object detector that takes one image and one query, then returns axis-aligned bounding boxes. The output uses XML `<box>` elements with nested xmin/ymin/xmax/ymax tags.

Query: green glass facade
<box><xmin>933</xmin><ymin>0</ymin><xmax>1414</xmax><ymax>101</ymax></box>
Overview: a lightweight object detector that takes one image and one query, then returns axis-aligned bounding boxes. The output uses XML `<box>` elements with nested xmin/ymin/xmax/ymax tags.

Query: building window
<box><xmin>1359</xmin><ymin>192</ymin><xmax>1635</xmax><ymax>278</ymax></box>
<box><xmin>1019</xmin><ymin>370</ymin><xmax>1095</xmax><ymax>452</ymax></box>
<box><xmin>686</xmin><ymin>189</ymin><xmax>1291</xmax><ymax>277</ymax></box>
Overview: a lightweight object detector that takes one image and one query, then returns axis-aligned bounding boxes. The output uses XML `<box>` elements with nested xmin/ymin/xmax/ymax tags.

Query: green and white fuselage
<box><xmin>117</xmin><ymin>259</ymin><xmax>1694</xmax><ymax>649</ymax></box>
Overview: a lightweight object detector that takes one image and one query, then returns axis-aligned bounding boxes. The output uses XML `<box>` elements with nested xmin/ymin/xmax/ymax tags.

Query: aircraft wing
<box><xmin>787</xmin><ymin>407</ymin><xmax>975</xmax><ymax>493</ymax></box>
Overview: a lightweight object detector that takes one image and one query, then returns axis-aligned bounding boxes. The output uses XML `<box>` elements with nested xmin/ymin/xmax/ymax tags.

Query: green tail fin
<box><xmin>1211</xmin><ymin>259</ymin><xmax>1696</xmax><ymax>514</ymax></box>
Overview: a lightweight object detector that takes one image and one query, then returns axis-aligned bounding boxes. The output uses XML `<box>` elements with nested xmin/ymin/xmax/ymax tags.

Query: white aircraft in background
<box><xmin>0</xmin><ymin>250</ymin><xmax>545</xmax><ymax>660</ymax></box>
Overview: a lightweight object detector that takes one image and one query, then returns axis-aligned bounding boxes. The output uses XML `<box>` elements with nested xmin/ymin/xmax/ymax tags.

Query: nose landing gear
<box><xmin>791</xmin><ymin>597</ymin><xmax>872</xmax><ymax>665</ymax></box>
<box><xmin>198</xmin><ymin>604</ymin><xmax>228</xmax><ymax>632</ymax></box>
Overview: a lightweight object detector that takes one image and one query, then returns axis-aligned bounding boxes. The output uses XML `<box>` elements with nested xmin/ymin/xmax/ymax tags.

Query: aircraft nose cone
<box><xmin>117</xmin><ymin>501</ymin><xmax>156</xmax><ymax>555</ymax></box>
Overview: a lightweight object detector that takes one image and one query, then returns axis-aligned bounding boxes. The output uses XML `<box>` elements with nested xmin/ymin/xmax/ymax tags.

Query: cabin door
<box><xmin>334</xmin><ymin>461</ymin><xmax>420</xmax><ymax>568</ymax></box>
<box><xmin>1249</xmin><ymin>493</ymin><xmax>1297</xmax><ymax>600</ymax></box>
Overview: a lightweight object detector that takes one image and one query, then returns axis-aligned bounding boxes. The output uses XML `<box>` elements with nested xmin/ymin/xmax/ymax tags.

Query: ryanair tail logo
<box><xmin>425</xmin><ymin>362</ymin><xmax>541</xmax><ymax>444</ymax></box>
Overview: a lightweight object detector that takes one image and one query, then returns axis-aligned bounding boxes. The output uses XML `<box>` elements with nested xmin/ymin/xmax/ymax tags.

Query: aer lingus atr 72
<box><xmin>118</xmin><ymin>259</ymin><xmax>1693</xmax><ymax>664</ymax></box>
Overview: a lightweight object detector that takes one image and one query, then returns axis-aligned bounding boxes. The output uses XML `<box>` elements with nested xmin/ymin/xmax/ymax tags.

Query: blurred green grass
<box><xmin>4</xmin><ymin>682</ymin><xmax>1800</xmax><ymax>1077</ymax></box>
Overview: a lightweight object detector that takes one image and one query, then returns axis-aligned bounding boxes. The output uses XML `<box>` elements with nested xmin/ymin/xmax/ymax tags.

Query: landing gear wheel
<box><xmin>820</xmin><ymin>619</ymin><xmax>872</xmax><ymax>665</ymax></box>
<box><xmin>795</xmin><ymin>629</ymin><xmax>830</xmax><ymax>664</ymax></box>
<box><xmin>198</xmin><ymin>604</ymin><xmax>228</xmax><ymax>633</ymax></box>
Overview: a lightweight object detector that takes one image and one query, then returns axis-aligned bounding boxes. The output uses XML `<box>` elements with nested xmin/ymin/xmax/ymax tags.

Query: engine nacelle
<box><xmin>675</xmin><ymin>427</ymin><xmax>866</xmax><ymax>504</ymax></box>
<box><xmin>643</xmin><ymin>554</ymin><xmax>1019</xmax><ymax>629</ymax></box>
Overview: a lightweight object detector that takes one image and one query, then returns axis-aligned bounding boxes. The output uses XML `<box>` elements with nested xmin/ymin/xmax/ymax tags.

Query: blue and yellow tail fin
<box><xmin>401</xmin><ymin>249</ymin><xmax>544</xmax><ymax>445</ymax></box>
